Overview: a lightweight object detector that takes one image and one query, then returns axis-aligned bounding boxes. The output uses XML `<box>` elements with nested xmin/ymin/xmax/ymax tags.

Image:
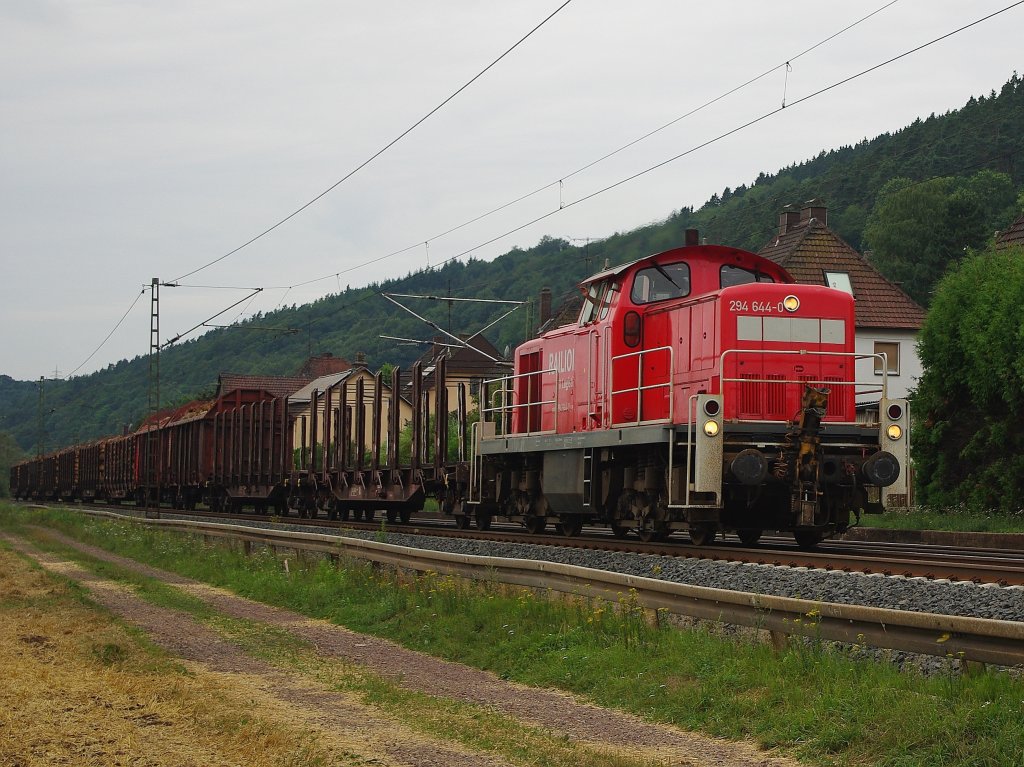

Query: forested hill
<box><xmin>4</xmin><ymin>74</ymin><xmax>1024</xmax><ymax>456</ymax></box>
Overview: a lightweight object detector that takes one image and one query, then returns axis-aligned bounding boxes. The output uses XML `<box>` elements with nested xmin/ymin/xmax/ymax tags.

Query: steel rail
<box><xmin>75</xmin><ymin>509</ymin><xmax>1024</xmax><ymax>667</ymax></box>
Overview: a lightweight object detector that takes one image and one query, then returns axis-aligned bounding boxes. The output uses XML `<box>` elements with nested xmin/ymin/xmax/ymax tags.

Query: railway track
<box><xmin>34</xmin><ymin>501</ymin><xmax>1024</xmax><ymax>587</ymax></box>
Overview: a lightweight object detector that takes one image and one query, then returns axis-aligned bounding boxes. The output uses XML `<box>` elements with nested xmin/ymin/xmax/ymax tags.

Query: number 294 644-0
<box><xmin>728</xmin><ymin>300</ymin><xmax>784</xmax><ymax>313</ymax></box>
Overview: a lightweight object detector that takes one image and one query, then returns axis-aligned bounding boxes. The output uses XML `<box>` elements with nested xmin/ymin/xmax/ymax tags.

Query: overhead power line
<box><xmin>243</xmin><ymin>3</ymin><xmax>1024</xmax><ymax>342</ymax></box>
<box><xmin>426</xmin><ymin>0</ymin><xmax>1024</xmax><ymax>273</ymax></box>
<box><xmin>262</xmin><ymin>0</ymin><xmax>905</xmax><ymax>295</ymax></box>
<box><xmin>171</xmin><ymin>0</ymin><xmax>576</xmax><ymax>284</ymax></box>
<box><xmin>65</xmin><ymin>288</ymin><xmax>146</xmax><ymax>379</ymax></box>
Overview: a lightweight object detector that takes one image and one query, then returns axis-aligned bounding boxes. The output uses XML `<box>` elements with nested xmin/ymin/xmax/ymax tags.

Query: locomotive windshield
<box><xmin>630</xmin><ymin>262</ymin><xmax>690</xmax><ymax>304</ymax></box>
<box><xmin>720</xmin><ymin>264</ymin><xmax>775</xmax><ymax>288</ymax></box>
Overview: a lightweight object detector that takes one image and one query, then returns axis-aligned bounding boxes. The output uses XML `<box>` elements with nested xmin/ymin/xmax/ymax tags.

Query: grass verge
<box><xmin>3</xmin><ymin>503</ymin><xmax>1023</xmax><ymax>767</ymax></box>
<box><xmin>863</xmin><ymin>506</ymin><xmax>1024</xmax><ymax>534</ymax></box>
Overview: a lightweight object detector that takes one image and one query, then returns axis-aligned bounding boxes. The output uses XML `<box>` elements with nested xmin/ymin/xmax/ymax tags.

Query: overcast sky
<box><xmin>2</xmin><ymin>0</ymin><xmax>1021</xmax><ymax>381</ymax></box>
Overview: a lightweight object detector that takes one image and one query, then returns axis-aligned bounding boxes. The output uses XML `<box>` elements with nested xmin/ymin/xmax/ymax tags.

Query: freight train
<box><xmin>10</xmin><ymin>232</ymin><xmax>910</xmax><ymax>548</ymax></box>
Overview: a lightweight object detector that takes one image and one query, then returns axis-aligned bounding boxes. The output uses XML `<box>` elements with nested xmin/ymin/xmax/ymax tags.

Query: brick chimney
<box><xmin>800</xmin><ymin>198</ymin><xmax>827</xmax><ymax>226</ymax></box>
<box><xmin>779</xmin><ymin>204</ymin><xmax>801</xmax><ymax>234</ymax></box>
<box><xmin>539</xmin><ymin>287</ymin><xmax>552</xmax><ymax>326</ymax></box>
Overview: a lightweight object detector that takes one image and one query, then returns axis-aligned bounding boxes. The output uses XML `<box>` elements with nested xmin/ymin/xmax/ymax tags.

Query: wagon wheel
<box><xmin>555</xmin><ymin>517</ymin><xmax>584</xmax><ymax>537</ymax></box>
<box><xmin>524</xmin><ymin>516</ymin><xmax>546</xmax><ymax>535</ymax></box>
<box><xmin>475</xmin><ymin>513</ymin><xmax>492</xmax><ymax>531</ymax></box>
<box><xmin>610</xmin><ymin>523</ymin><xmax>630</xmax><ymax>539</ymax></box>
<box><xmin>363</xmin><ymin>509</ymin><xmax>376</xmax><ymax>523</ymax></box>
<box><xmin>736</xmin><ymin>528</ymin><xmax>762</xmax><ymax>546</ymax></box>
<box><xmin>337</xmin><ymin>506</ymin><xmax>350</xmax><ymax>522</ymax></box>
<box><xmin>637</xmin><ymin>523</ymin><xmax>669</xmax><ymax>543</ymax></box>
<box><xmin>327</xmin><ymin>504</ymin><xmax>338</xmax><ymax>521</ymax></box>
<box><xmin>454</xmin><ymin>514</ymin><xmax>471</xmax><ymax>529</ymax></box>
<box><xmin>399</xmin><ymin>508</ymin><xmax>413</xmax><ymax>524</ymax></box>
<box><xmin>386</xmin><ymin>509</ymin><xmax>399</xmax><ymax>523</ymax></box>
<box><xmin>688</xmin><ymin>526</ymin><xmax>716</xmax><ymax>546</ymax></box>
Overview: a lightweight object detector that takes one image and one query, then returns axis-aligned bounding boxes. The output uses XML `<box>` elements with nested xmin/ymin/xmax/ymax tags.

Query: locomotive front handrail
<box><xmin>719</xmin><ymin>349</ymin><xmax>892</xmax><ymax>424</ymax></box>
<box><xmin>609</xmin><ymin>345</ymin><xmax>674</xmax><ymax>427</ymax></box>
<box><xmin>720</xmin><ymin>349</ymin><xmax>890</xmax><ymax>399</ymax></box>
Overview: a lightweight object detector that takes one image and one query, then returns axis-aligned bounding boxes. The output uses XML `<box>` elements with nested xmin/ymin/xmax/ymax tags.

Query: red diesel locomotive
<box><xmin>468</xmin><ymin>233</ymin><xmax>908</xmax><ymax>547</ymax></box>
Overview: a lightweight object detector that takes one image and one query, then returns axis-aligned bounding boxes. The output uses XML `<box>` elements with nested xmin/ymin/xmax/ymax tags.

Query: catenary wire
<box><xmin>425</xmin><ymin>1</ymin><xmax>1024</xmax><ymax>273</ymax></box>
<box><xmin>244</xmin><ymin>3</ymin><xmax>1023</xmax><ymax>339</ymax></box>
<box><xmin>170</xmin><ymin>0</ymin><xmax>576</xmax><ymax>284</ymax></box>
<box><xmin>68</xmin><ymin>2</ymin><xmax>1019</xmax><ymax>377</ymax></box>
<box><xmin>64</xmin><ymin>288</ymin><xmax>146</xmax><ymax>379</ymax></box>
<box><xmin>263</xmin><ymin>0</ymin><xmax>905</xmax><ymax>294</ymax></box>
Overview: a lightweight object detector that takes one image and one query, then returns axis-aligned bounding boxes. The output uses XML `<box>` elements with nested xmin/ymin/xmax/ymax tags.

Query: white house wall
<box><xmin>854</xmin><ymin>329</ymin><xmax>921</xmax><ymax>403</ymax></box>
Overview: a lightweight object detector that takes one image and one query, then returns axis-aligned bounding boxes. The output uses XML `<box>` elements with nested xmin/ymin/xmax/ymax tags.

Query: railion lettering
<box><xmin>548</xmin><ymin>349</ymin><xmax>574</xmax><ymax>374</ymax></box>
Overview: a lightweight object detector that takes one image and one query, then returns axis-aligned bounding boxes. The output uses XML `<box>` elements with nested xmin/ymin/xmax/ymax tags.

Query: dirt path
<box><xmin>6</xmin><ymin>529</ymin><xmax>797</xmax><ymax>767</ymax></box>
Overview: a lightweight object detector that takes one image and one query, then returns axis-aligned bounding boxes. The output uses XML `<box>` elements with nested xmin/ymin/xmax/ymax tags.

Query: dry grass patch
<box><xmin>0</xmin><ymin>546</ymin><xmax>386</xmax><ymax>767</ymax></box>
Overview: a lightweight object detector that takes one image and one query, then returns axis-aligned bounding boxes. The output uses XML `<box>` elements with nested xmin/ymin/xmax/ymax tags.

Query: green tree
<box><xmin>912</xmin><ymin>246</ymin><xmax>1024</xmax><ymax>513</ymax></box>
<box><xmin>864</xmin><ymin>175</ymin><xmax>991</xmax><ymax>305</ymax></box>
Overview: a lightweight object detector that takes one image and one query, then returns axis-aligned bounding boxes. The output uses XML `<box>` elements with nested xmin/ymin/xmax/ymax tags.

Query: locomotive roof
<box><xmin>578</xmin><ymin>244</ymin><xmax>793</xmax><ymax>288</ymax></box>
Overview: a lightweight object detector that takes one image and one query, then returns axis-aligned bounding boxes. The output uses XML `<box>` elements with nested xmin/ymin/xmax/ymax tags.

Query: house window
<box><xmin>873</xmin><ymin>341</ymin><xmax>900</xmax><ymax>375</ymax></box>
<box><xmin>824</xmin><ymin>271</ymin><xmax>853</xmax><ymax>295</ymax></box>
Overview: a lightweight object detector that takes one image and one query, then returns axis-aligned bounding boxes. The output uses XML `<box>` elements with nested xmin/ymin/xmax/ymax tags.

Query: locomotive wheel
<box><xmin>399</xmin><ymin>508</ymin><xmax>413</xmax><ymax>524</ymax></box>
<box><xmin>688</xmin><ymin>526</ymin><xmax>716</xmax><ymax>546</ymax></box>
<box><xmin>737</xmin><ymin>528</ymin><xmax>763</xmax><ymax>546</ymax></box>
<box><xmin>454</xmin><ymin>514</ymin><xmax>471</xmax><ymax>529</ymax></box>
<box><xmin>475</xmin><ymin>513</ymin><xmax>492</xmax><ymax>531</ymax></box>
<box><xmin>524</xmin><ymin>517</ymin><xmax>546</xmax><ymax>534</ymax></box>
<box><xmin>794</xmin><ymin>530</ymin><xmax>823</xmax><ymax>550</ymax></box>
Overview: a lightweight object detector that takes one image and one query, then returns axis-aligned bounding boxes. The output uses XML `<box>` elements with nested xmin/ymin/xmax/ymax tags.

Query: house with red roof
<box><xmin>759</xmin><ymin>200</ymin><xmax>926</xmax><ymax>410</ymax></box>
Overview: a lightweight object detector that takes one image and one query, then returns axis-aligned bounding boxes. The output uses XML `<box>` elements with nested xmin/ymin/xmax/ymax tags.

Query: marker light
<box><xmin>783</xmin><ymin>295</ymin><xmax>800</xmax><ymax>312</ymax></box>
<box><xmin>703</xmin><ymin>420</ymin><xmax>720</xmax><ymax>437</ymax></box>
<box><xmin>886</xmin><ymin>424</ymin><xmax>903</xmax><ymax>441</ymax></box>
